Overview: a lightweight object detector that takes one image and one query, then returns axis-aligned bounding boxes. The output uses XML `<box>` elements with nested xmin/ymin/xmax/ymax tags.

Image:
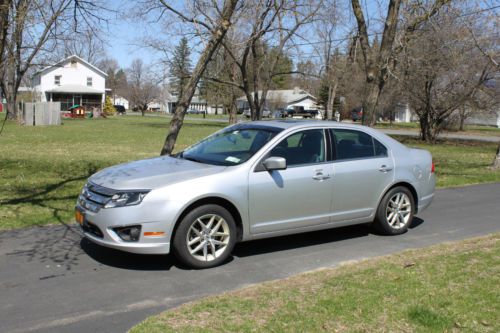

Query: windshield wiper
<box><xmin>183</xmin><ymin>156</ymin><xmax>204</xmax><ymax>163</ymax></box>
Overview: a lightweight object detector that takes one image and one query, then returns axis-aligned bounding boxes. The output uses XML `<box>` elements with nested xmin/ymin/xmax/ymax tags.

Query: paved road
<box><xmin>1</xmin><ymin>183</ymin><xmax>499</xmax><ymax>333</ymax></box>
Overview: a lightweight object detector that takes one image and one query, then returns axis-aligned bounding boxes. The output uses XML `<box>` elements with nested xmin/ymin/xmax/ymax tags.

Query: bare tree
<box><xmin>127</xmin><ymin>59</ymin><xmax>158</xmax><ymax>116</ymax></box>
<box><xmin>0</xmin><ymin>0</ymin><xmax>106</xmax><ymax>122</ymax></box>
<box><xmin>99</xmin><ymin>57</ymin><xmax>128</xmax><ymax>104</ymax></box>
<box><xmin>57</xmin><ymin>28</ymin><xmax>106</xmax><ymax>64</ymax></box>
<box><xmin>313</xmin><ymin>0</ymin><xmax>346</xmax><ymax>120</ymax></box>
<box><xmin>157</xmin><ymin>0</ymin><xmax>239</xmax><ymax>155</ymax></box>
<box><xmin>350</xmin><ymin>0</ymin><xmax>451</xmax><ymax>126</ymax></box>
<box><xmin>0</xmin><ymin>1</ymin><xmax>11</xmax><ymax>70</ymax></box>
<box><xmin>206</xmin><ymin>0</ymin><xmax>321</xmax><ymax>121</ymax></box>
<box><xmin>401</xmin><ymin>3</ymin><xmax>497</xmax><ymax>142</ymax></box>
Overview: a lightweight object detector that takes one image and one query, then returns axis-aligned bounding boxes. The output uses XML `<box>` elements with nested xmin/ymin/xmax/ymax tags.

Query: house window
<box><xmin>87</xmin><ymin>77</ymin><xmax>92</xmax><ymax>86</ymax></box>
<box><xmin>54</xmin><ymin>75</ymin><xmax>61</xmax><ymax>85</ymax></box>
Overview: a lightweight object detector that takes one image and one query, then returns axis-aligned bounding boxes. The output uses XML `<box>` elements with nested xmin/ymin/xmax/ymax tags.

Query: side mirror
<box><xmin>262</xmin><ymin>156</ymin><xmax>287</xmax><ymax>171</ymax></box>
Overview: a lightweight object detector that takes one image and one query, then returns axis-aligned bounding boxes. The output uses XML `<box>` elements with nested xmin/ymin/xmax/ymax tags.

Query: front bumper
<box><xmin>83</xmin><ymin>230</ymin><xmax>170</xmax><ymax>254</ymax></box>
<box><xmin>76</xmin><ymin>204</ymin><xmax>171</xmax><ymax>255</ymax></box>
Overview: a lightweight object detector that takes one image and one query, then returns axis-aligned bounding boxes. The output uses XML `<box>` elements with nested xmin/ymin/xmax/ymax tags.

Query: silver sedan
<box><xmin>76</xmin><ymin>121</ymin><xmax>435</xmax><ymax>268</ymax></box>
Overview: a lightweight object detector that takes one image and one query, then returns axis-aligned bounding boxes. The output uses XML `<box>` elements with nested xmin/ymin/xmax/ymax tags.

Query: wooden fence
<box><xmin>22</xmin><ymin>102</ymin><xmax>61</xmax><ymax>126</ymax></box>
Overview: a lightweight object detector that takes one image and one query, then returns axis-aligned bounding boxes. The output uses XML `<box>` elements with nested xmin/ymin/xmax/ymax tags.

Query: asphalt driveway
<box><xmin>0</xmin><ymin>183</ymin><xmax>499</xmax><ymax>333</ymax></box>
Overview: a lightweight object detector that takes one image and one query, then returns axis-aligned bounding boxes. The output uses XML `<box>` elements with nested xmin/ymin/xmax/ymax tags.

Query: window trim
<box><xmin>255</xmin><ymin>128</ymin><xmax>329</xmax><ymax>172</ymax></box>
<box><xmin>330</xmin><ymin>128</ymin><xmax>390</xmax><ymax>162</ymax></box>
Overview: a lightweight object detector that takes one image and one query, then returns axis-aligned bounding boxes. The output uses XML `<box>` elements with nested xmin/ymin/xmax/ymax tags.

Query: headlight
<box><xmin>104</xmin><ymin>191</ymin><xmax>149</xmax><ymax>208</ymax></box>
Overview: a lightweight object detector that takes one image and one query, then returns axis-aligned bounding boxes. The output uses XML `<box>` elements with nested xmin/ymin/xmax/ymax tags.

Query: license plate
<box><xmin>75</xmin><ymin>209</ymin><xmax>84</xmax><ymax>225</ymax></box>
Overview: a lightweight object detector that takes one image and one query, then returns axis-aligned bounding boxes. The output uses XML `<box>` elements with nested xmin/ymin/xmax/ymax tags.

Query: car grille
<box><xmin>78</xmin><ymin>182</ymin><xmax>116</xmax><ymax>212</ymax></box>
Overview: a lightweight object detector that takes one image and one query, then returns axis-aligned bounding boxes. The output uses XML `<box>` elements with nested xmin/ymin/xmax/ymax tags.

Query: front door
<box><xmin>248</xmin><ymin>129</ymin><xmax>334</xmax><ymax>234</ymax></box>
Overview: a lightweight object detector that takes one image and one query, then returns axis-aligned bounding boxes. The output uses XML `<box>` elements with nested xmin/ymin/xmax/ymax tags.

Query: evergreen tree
<box><xmin>169</xmin><ymin>37</ymin><xmax>192</xmax><ymax>99</ymax></box>
<box><xmin>103</xmin><ymin>96</ymin><xmax>115</xmax><ymax>116</ymax></box>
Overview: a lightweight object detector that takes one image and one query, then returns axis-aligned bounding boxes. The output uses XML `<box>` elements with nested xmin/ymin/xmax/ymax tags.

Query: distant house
<box><xmin>32</xmin><ymin>55</ymin><xmax>107</xmax><ymax>111</ymax></box>
<box><xmin>465</xmin><ymin>110</ymin><xmax>500</xmax><ymax>128</ymax></box>
<box><xmin>113</xmin><ymin>95</ymin><xmax>129</xmax><ymax>110</ymax></box>
<box><xmin>237</xmin><ymin>87</ymin><xmax>317</xmax><ymax>111</ymax></box>
<box><xmin>166</xmin><ymin>94</ymin><xmax>208</xmax><ymax>114</ymax></box>
<box><xmin>393</xmin><ymin>102</ymin><xmax>413</xmax><ymax>123</ymax></box>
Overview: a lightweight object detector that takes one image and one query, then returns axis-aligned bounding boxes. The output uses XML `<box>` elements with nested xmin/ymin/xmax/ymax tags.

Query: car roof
<box><xmin>235</xmin><ymin>120</ymin><xmax>407</xmax><ymax>150</ymax></box>
<box><xmin>238</xmin><ymin>119</ymin><xmax>372</xmax><ymax>132</ymax></box>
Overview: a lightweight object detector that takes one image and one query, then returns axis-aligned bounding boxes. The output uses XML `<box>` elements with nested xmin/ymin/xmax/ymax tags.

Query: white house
<box><xmin>237</xmin><ymin>87</ymin><xmax>317</xmax><ymax>111</ymax></box>
<box><xmin>112</xmin><ymin>95</ymin><xmax>129</xmax><ymax>110</ymax></box>
<box><xmin>393</xmin><ymin>102</ymin><xmax>413</xmax><ymax>123</ymax></box>
<box><xmin>32</xmin><ymin>55</ymin><xmax>107</xmax><ymax>111</ymax></box>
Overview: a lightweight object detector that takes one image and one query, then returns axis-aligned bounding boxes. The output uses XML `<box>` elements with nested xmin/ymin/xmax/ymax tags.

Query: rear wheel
<box><xmin>374</xmin><ymin>186</ymin><xmax>415</xmax><ymax>235</ymax></box>
<box><xmin>173</xmin><ymin>204</ymin><xmax>236</xmax><ymax>269</ymax></box>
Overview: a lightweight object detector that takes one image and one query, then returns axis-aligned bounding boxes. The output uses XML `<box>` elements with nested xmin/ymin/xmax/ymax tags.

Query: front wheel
<box><xmin>173</xmin><ymin>204</ymin><xmax>236</xmax><ymax>269</ymax></box>
<box><xmin>373</xmin><ymin>186</ymin><xmax>415</xmax><ymax>235</ymax></box>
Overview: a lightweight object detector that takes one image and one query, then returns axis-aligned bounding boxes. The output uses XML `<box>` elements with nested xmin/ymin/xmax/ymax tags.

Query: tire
<box><xmin>173</xmin><ymin>204</ymin><xmax>236</xmax><ymax>269</ymax></box>
<box><xmin>373</xmin><ymin>186</ymin><xmax>415</xmax><ymax>235</ymax></box>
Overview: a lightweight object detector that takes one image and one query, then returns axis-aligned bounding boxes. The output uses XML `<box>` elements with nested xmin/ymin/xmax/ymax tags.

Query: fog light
<box><xmin>113</xmin><ymin>225</ymin><xmax>141</xmax><ymax>242</ymax></box>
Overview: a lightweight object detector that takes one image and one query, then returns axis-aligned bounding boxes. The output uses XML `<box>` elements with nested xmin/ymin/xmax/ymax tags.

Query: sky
<box><xmin>100</xmin><ymin>0</ymin><xmax>160</xmax><ymax>68</ymax></box>
<box><xmin>99</xmin><ymin>0</ymin><xmax>500</xmax><ymax>70</ymax></box>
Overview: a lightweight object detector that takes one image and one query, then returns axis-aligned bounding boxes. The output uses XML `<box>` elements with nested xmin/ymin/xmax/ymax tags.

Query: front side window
<box><xmin>332</xmin><ymin>129</ymin><xmax>387</xmax><ymax>160</ymax></box>
<box><xmin>54</xmin><ymin>75</ymin><xmax>61</xmax><ymax>85</ymax></box>
<box><xmin>269</xmin><ymin>129</ymin><xmax>326</xmax><ymax>166</ymax></box>
<box><xmin>87</xmin><ymin>77</ymin><xmax>92</xmax><ymax>86</ymax></box>
<box><xmin>181</xmin><ymin>126</ymin><xmax>281</xmax><ymax>166</ymax></box>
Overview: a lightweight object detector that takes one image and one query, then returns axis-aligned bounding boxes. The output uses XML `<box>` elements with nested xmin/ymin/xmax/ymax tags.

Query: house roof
<box><xmin>34</xmin><ymin>55</ymin><xmax>108</xmax><ymax>77</ymax></box>
<box><xmin>45</xmin><ymin>84</ymin><xmax>105</xmax><ymax>94</ymax></box>
<box><xmin>237</xmin><ymin>88</ymin><xmax>316</xmax><ymax>104</ymax></box>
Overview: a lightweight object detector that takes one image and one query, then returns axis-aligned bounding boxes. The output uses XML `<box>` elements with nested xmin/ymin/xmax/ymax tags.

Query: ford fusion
<box><xmin>76</xmin><ymin>121</ymin><xmax>435</xmax><ymax>268</ymax></box>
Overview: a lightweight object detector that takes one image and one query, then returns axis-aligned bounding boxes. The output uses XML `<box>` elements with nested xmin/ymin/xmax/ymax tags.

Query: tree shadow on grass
<box><xmin>0</xmin><ymin>163</ymin><xmax>99</xmax><ymax>271</ymax></box>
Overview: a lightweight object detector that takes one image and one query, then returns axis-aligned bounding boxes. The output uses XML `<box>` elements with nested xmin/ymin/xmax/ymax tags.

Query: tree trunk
<box><xmin>160</xmin><ymin>0</ymin><xmax>238</xmax><ymax>156</ymax></box>
<box><xmin>362</xmin><ymin>82</ymin><xmax>380</xmax><ymax>126</ymax></box>
<box><xmin>4</xmin><ymin>82</ymin><xmax>21</xmax><ymax>122</ymax></box>
<box><xmin>326</xmin><ymin>79</ymin><xmax>338</xmax><ymax>120</ymax></box>
<box><xmin>351</xmin><ymin>0</ymin><xmax>402</xmax><ymax>127</ymax></box>
<box><xmin>492</xmin><ymin>143</ymin><xmax>500</xmax><ymax>169</ymax></box>
<box><xmin>228</xmin><ymin>93</ymin><xmax>237</xmax><ymax>124</ymax></box>
<box><xmin>419</xmin><ymin>111</ymin><xmax>431</xmax><ymax>142</ymax></box>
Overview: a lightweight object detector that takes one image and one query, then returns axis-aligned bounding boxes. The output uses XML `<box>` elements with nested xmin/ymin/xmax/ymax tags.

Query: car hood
<box><xmin>89</xmin><ymin>156</ymin><xmax>226</xmax><ymax>190</ymax></box>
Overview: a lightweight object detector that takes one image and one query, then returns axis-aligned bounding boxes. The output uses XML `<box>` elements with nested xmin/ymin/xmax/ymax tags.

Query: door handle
<box><xmin>313</xmin><ymin>171</ymin><xmax>331</xmax><ymax>181</ymax></box>
<box><xmin>378</xmin><ymin>165</ymin><xmax>393</xmax><ymax>173</ymax></box>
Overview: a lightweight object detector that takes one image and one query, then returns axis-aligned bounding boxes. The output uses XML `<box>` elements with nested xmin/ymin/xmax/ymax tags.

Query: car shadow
<box><xmin>80</xmin><ymin>238</ymin><xmax>176</xmax><ymax>271</ymax></box>
<box><xmin>233</xmin><ymin>223</ymin><xmax>372</xmax><ymax>258</ymax></box>
<box><xmin>409</xmin><ymin>217</ymin><xmax>425</xmax><ymax>229</ymax></box>
<box><xmin>80</xmin><ymin>218</ymin><xmax>426</xmax><ymax>270</ymax></box>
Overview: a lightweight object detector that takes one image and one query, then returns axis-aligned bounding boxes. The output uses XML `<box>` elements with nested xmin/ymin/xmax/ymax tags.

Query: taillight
<box><xmin>431</xmin><ymin>161</ymin><xmax>435</xmax><ymax>173</ymax></box>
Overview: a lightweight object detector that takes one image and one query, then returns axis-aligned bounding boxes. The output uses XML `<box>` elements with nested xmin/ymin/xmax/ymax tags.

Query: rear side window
<box><xmin>374</xmin><ymin>138</ymin><xmax>388</xmax><ymax>157</ymax></box>
<box><xmin>332</xmin><ymin>129</ymin><xmax>387</xmax><ymax>160</ymax></box>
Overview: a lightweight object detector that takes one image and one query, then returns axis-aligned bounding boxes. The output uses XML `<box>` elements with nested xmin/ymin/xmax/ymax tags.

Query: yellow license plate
<box><xmin>75</xmin><ymin>209</ymin><xmax>84</xmax><ymax>225</ymax></box>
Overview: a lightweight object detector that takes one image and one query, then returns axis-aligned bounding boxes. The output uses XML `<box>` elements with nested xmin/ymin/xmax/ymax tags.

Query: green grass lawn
<box><xmin>0</xmin><ymin>116</ymin><xmax>225</xmax><ymax>230</ymax></box>
<box><xmin>131</xmin><ymin>234</ymin><xmax>500</xmax><ymax>333</ymax></box>
<box><xmin>0</xmin><ymin>116</ymin><xmax>498</xmax><ymax>230</ymax></box>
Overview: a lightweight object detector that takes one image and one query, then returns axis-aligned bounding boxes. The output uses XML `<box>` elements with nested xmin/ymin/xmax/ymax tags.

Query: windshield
<box><xmin>180</xmin><ymin>125</ymin><xmax>281</xmax><ymax>166</ymax></box>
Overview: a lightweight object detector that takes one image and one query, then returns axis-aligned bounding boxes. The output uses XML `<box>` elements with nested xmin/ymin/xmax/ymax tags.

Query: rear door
<box><xmin>329</xmin><ymin>129</ymin><xmax>394</xmax><ymax>222</ymax></box>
